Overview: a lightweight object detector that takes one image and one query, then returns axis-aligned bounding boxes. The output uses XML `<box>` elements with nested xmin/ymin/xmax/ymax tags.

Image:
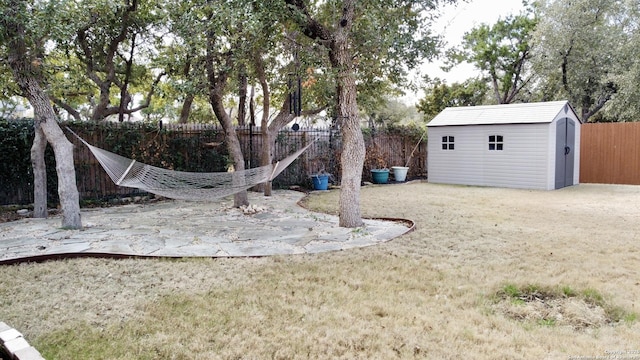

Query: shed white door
<box><xmin>555</xmin><ymin>118</ymin><xmax>576</xmax><ymax>189</ymax></box>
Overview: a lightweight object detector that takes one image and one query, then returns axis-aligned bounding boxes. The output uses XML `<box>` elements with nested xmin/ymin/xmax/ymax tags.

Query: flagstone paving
<box><xmin>0</xmin><ymin>190</ymin><xmax>413</xmax><ymax>264</ymax></box>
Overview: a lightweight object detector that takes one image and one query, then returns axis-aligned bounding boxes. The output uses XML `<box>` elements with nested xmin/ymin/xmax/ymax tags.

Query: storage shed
<box><xmin>427</xmin><ymin>101</ymin><xmax>581</xmax><ymax>190</ymax></box>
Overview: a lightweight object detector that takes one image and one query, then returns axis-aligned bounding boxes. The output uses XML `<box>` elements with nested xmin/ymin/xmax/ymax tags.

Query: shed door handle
<box><xmin>565</xmin><ymin>146</ymin><xmax>571</xmax><ymax>155</ymax></box>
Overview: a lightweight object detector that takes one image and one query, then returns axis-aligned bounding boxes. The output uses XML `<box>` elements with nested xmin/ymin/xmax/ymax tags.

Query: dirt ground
<box><xmin>0</xmin><ymin>207</ymin><xmax>25</xmax><ymax>223</ymax></box>
<box><xmin>1</xmin><ymin>182</ymin><xmax>639</xmax><ymax>359</ymax></box>
<box><xmin>0</xmin><ymin>206</ymin><xmax>61</xmax><ymax>224</ymax></box>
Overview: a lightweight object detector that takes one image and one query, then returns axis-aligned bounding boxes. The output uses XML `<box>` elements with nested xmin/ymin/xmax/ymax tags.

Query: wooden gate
<box><xmin>580</xmin><ymin>122</ymin><xmax>640</xmax><ymax>185</ymax></box>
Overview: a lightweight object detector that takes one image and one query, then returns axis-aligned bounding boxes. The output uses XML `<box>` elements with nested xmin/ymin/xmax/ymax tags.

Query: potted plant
<box><xmin>308</xmin><ymin>156</ymin><xmax>333</xmax><ymax>190</ymax></box>
<box><xmin>370</xmin><ymin>168</ymin><xmax>390</xmax><ymax>184</ymax></box>
<box><xmin>365</xmin><ymin>145</ymin><xmax>389</xmax><ymax>184</ymax></box>
<box><xmin>391</xmin><ymin>165</ymin><xmax>409</xmax><ymax>182</ymax></box>
<box><xmin>310</xmin><ymin>170</ymin><xmax>331</xmax><ymax>191</ymax></box>
<box><xmin>391</xmin><ymin>129</ymin><xmax>426</xmax><ymax>182</ymax></box>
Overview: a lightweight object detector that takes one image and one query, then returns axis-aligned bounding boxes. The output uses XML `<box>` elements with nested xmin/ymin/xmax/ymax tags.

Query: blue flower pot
<box><xmin>371</xmin><ymin>169</ymin><xmax>390</xmax><ymax>184</ymax></box>
<box><xmin>311</xmin><ymin>174</ymin><xmax>330</xmax><ymax>190</ymax></box>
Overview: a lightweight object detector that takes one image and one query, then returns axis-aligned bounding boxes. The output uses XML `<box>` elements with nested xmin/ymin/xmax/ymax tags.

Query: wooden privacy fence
<box><xmin>191</xmin><ymin>125</ymin><xmax>427</xmax><ymax>184</ymax></box>
<box><xmin>580</xmin><ymin>122</ymin><xmax>640</xmax><ymax>185</ymax></box>
<box><xmin>153</xmin><ymin>125</ymin><xmax>428</xmax><ymax>186</ymax></box>
<box><xmin>76</xmin><ymin>125</ymin><xmax>427</xmax><ymax>200</ymax></box>
<box><xmin>2</xmin><ymin>123</ymin><xmax>427</xmax><ymax>205</ymax></box>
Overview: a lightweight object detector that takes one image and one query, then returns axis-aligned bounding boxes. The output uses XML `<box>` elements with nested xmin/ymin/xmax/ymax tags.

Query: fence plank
<box><xmin>580</xmin><ymin>122</ymin><xmax>640</xmax><ymax>185</ymax></box>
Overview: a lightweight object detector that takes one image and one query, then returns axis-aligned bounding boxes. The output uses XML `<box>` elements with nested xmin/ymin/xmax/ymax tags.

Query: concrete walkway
<box><xmin>0</xmin><ymin>190</ymin><xmax>413</xmax><ymax>264</ymax></box>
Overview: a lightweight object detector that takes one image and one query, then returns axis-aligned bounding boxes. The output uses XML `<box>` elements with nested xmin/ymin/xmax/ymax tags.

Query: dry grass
<box><xmin>1</xmin><ymin>183</ymin><xmax>639</xmax><ymax>359</ymax></box>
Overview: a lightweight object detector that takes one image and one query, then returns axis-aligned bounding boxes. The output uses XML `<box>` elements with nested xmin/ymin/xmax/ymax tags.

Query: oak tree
<box><xmin>531</xmin><ymin>0</ymin><xmax>639</xmax><ymax>121</ymax></box>
<box><xmin>284</xmin><ymin>0</ymin><xmax>451</xmax><ymax>227</ymax></box>
<box><xmin>1</xmin><ymin>0</ymin><xmax>82</xmax><ymax>228</ymax></box>
<box><xmin>446</xmin><ymin>11</ymin><xmax>536</xmax><ymax>104</ymax></box>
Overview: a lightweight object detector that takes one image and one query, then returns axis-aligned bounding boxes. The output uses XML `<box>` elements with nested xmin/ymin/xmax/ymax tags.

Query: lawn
<box><xmin>1</xmin><ymin>182</ymin><xmax>638</xmax><ymax>359</ymax></box>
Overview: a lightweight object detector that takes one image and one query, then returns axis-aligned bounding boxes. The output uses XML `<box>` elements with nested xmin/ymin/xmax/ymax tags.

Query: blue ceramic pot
<box><xmin>371</xmin><ymin>169</ymin><xmax>390</xmax><ymax>184</ymax></box>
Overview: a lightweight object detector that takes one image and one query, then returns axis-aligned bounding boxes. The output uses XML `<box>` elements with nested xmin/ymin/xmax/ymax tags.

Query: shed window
<box><xmin>488</xmin><ymin>135</ymin><xmax>504</xmax><ymax>151</ymax></box>
<box><xmin>441</xmin><ymin>136</ymin><xmax>454</xmax><ymax>150</ymax></box>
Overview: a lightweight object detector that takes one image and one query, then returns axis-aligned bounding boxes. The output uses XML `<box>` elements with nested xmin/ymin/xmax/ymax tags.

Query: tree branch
<box><xmin>561</xmin><ymin>41</ymin><xmax>573</xmax><ymax>93</ymax></box>
<box><xmin>51</xmin><ymin>98</ymin><xmax>82</xmax><ymax>121</ymax></box>
<box><xmin>583</xmin><ymin>82</ymin><xmax>617</xmax><ymax>122</ymax></box>
<box><xmin>284</xmin><ymin>0</ymin><xmax>333</xmax><ymax>45</ymax></box>
<box><xmin>129</xmin><ymin>71</ymin><xmax>166</xmax><ymax>112</ymax></box>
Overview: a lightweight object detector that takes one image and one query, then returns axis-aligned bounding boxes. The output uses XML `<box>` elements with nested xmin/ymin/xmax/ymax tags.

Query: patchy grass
<box><xmin>493</xmin><ymin>283</ymin><xmax>637</xmax><ymax>329</ymax></box>
<box><xmin>2</xmin><ymin>183</ymin><xmax>640</xmax><ymax>359</ymax></box>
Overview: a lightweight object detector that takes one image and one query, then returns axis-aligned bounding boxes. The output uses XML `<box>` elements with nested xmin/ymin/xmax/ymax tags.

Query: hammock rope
<box><xmin>67</xmin><ymin>128</ymin><xmax>314</xmax><ymax>201</ymax></box>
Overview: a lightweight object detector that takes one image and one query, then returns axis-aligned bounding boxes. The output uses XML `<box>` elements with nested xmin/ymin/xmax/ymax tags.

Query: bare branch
<box><xmin>51</xmin><ymin>98</ymin><xmax>82</xmax><ymax>121</ymax></box>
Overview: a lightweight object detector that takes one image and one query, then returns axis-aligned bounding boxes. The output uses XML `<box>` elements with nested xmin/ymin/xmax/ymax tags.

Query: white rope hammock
<box><xmin>68</xmin><ymin>128</ymin><xmax>314</xmax><ymax>201</ymax></box>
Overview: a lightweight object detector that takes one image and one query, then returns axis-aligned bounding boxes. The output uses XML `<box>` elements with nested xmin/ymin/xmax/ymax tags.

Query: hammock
<box><xmin>67</xmin><ymin>128</ymin><xmax>314</xmax><ymax>201</ymax></box>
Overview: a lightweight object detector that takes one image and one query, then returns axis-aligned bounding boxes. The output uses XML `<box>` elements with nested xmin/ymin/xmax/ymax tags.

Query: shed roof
<box><xmin>427</xmin><ymin>100</ymin><xmax>575</xmax><ymax>127</ymax></box>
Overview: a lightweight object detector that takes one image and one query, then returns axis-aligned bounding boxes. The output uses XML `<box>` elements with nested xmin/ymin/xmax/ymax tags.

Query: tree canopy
<box><xmin>417</xmin><ymin>77</ymin><xmax>488</xmax><ymax>120</ymax></box>
<box><xmin>530</xmin><ymin>0</ymin><xmax>640</xmax><ymax>122</ymax></box>
<box><xmin>428</xmin><ymin>0</ymin><xmax>640</xmax><ymax>122</ymax></box>
<box><xmin>283</xmin><ymin>0</ymin><xmax>453</xmax><ymax>227</ymax></box>
<box><xmin>447</xmin><ymin>10</ymin><xmax>536</xmax><ymax>104</ymax></box>
<box><xmin>4</xmin><ymin>0</ymin><xmax>640</xmax><ymax>124</ymax></box>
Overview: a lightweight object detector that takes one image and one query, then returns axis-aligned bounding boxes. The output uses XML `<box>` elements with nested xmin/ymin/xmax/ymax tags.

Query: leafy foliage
<box><xmin>0</xmin><ymin>119</ymin><xmax>34</xmax><ymax>202</ymax></box>
<box><xmin>445</xmin><ymin>8</ymin><xmax>537</xmax><ymax>104</ymax></box>
<box><xmin>417</xmin><ymin>78</ymin><xmax>488</xmax><ymax>120</ymax></box>
<box><xmin>531</xmin><ymin>0</ymin><xmax>640</xmax><ymax>122</ymax></box>
<box><xmin>0</xmin><ymin>118</ymin><xmax>58</xmax><ymax>206</ymax></box>
<box><xmin>0</xmin><ymin>120</ymin><xmax>228</xmax><ymax>205</ymax></box>
<box><xmin>366</xmin><ymin>98</ymin><xmax>423</xmax><ymax>129</ymax></box>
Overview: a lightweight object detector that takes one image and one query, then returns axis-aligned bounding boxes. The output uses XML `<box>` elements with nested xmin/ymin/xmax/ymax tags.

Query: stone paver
<box><xmin>1</xmin><ymin>190</ymin><xmax>413</xmax><ymax>264</ymax></box>
<box><xmin>4</xmin><ymin>337</ymin><xmax>30</xmax><ymax>354</ymax></box>
<box><xmin>14</xmin><ymin>346</ymin><xmax>46</xmax><ymax>360</ymax></box>
<box><xmin>0</xmin><ymin>322</ymin><xmax>45</xmax><ymax>360</ymax></box>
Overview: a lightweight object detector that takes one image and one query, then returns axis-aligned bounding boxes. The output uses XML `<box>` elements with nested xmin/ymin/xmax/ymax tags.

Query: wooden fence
<box><xmin>2</xmin><ymin>123</ymin><xmax>427</xmax><ymax>205</ymax></box>
<box><xmin>580</xmin><ymin>122</ymin><xmax>640</xmax><ymax>185</ymax></box>
<box><xmin>161</xmin><ymin>124</ymin><xmax>427</xmax><ymax>186</ymax></box>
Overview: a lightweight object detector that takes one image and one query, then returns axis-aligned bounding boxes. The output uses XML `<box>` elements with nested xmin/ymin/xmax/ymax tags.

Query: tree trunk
<box><xmin>204</xmin><ymin>25</ymin><xmax>249</xmax><ymax>207</ymax></box>
<box><xmin>332</xmin><ymin>1</ymin><xmax>365</xmax><ymax>228</ymax></box>
<box><xmin>207</xmin><ymin>60</ymin><xmax>249</xmax><ymax>207</ymax></box>
<box><xmin>255</xmin><ymin>55</ymin><xmax>273</xmax><ymax>196</ymax></box>
<box><xmin>283</xmin><ymin>0</ymin><xmax>365</xmax><ymax>227</ymax></box>
<box><xmin>31</xmin><ymin>124</ymin><xmax>48</xmax><ymax>218</ymax></box>
<box><xmin>6</xmin><ymin>0</ymin><xmax>82</xmax><ymax>229</ymax></box>
<box><xmin>215</xmin><ymin>105</ymin><xmax>249</xmax><ymax>207</ymax></box>
<box><xmin>335</xmin><ymin>77</ymin><xmax>365</xmax><ymax>228</ymax></box>
<box><xmin>208</xmin><ymin>80</ymin><xmax>249</xmax><ymax>207</ymax></box>
<box><xmin>178</xmin><ymin>60</ymin><xmax>194</xmax><ymax>124</ymax></box>
<box><xmin>259</xmin><ymin>127</ymin><xmax>274</xmax><ymax>197</ymax></box>
<box><xmin>237</xmin><ymin>69</ymin><xmax>248</xmax><ymax>126</ymax></box>
<box><xmin>261</xmin><ymin>132</ymin><xmax>274</xmax><ymax>196</ymax></box>
<box><xmin>48</xmin><ymin>126</ymin><xmax>82</xmax><ymax>228</ymax></box>
<box><xmin>23</xmin><ymin>82</ymin><xmax>82</xmax><ymax>228</ymax></box>
<box><xmin>178</xmin><ymin>93</ymin><xmax>195</xmax><ymax>123</ymax></box>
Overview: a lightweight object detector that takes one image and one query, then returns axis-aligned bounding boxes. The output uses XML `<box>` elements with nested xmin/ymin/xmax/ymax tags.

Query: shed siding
<box><xmin>428</xmin><ymin>124</ymin><xmax>551</xmax><ymax>189</ymax></box>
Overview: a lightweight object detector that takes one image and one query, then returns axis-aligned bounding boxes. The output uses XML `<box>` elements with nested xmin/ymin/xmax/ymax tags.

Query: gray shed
<box><xmin>427</xmin><ymin>101</ymin><xmax>581</xmax><ymax>190</ymax></box>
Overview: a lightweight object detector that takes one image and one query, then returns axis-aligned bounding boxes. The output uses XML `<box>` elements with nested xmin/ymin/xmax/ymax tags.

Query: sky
<box><xmin>404</xmin><ymin>0</ymin><xmax>525</xmax><ymax>103</ymax></box>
